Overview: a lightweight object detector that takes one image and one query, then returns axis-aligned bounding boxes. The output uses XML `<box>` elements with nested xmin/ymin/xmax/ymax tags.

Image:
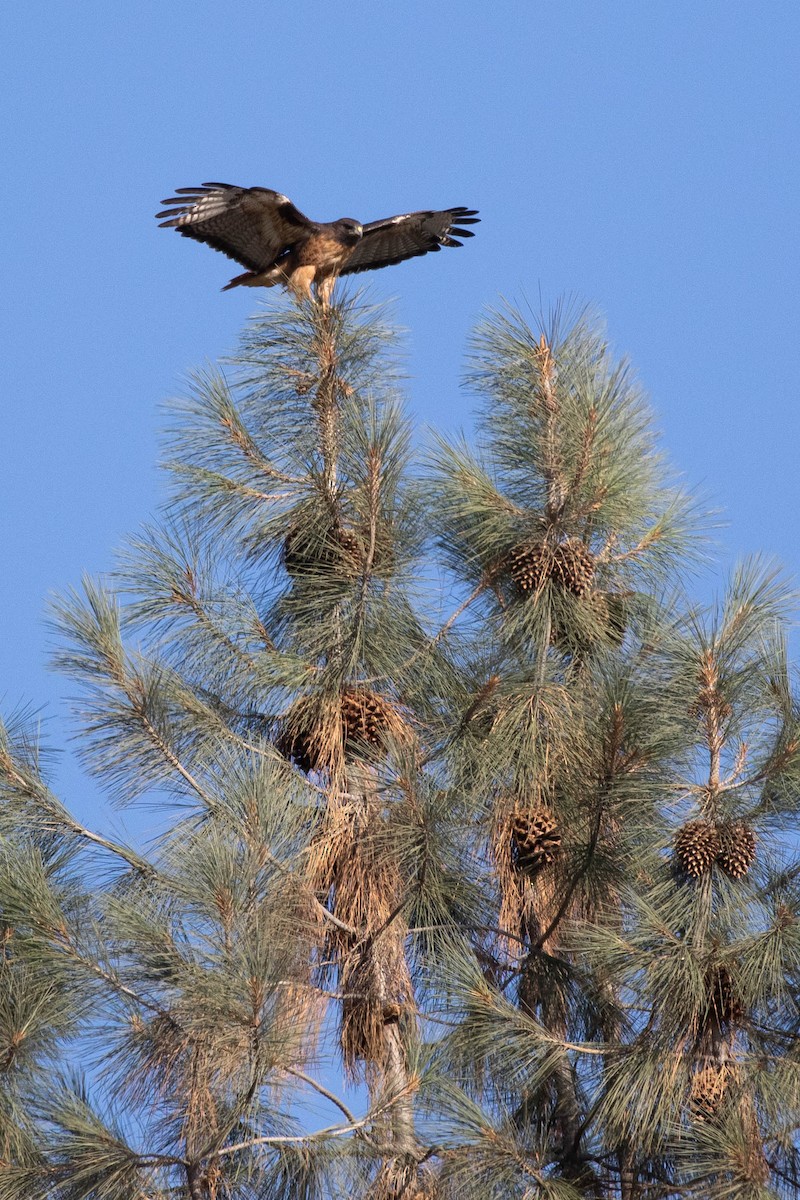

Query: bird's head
<box><xmin>335</xmin><ymin>218</ymin><xmax>364</xmax><ymax>244</ymax></box>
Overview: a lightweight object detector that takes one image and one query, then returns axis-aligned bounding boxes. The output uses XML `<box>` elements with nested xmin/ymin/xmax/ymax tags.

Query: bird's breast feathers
<box><xmin>297</xmin><ymin>234</ymin><xmax>358</xmax><ymax>270</ymax></box>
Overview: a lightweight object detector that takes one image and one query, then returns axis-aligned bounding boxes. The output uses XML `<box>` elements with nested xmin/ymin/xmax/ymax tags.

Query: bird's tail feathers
<box><xmin>222</xmin><ymin>270</ymin><xmax>276</xmax><ymax>291</ymax></box>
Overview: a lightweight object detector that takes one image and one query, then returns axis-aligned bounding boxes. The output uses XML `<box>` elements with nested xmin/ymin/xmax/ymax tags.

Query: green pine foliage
<box><xmin>1</xmin><ymin>296</ymin><xmax>799</xmax><ymax>1199</ymax></box>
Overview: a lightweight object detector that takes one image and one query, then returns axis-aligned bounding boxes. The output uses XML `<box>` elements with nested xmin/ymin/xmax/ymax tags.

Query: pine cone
<box><xmin>507</xmin><ymin>541</ymin><xmax>550</xmax><ymax>593</ymax></box>
<box><xmin>590</xmin><ymin>590</ymin><xmax>628</xmax><ymax>645</ymax></box>
<box><xmin>283</xmin><ymin>521</ymin><xmax>363</xmax><ymax>578</ymax></box>
<box><xmin>705</xmin><ymin>963</ymin><xmax>744</xmax><ymax>1029</ymax></box>
<box><xmin>511</xmin><ymin>807</ymin><xmax>562</xmax><ymax>875</ymax></box>
<box><xmin>274</xmin><ymin>721</ymin><xmax>320</xmax><ymax>774</ymax></box>
<box><xmin>552</xmin><ymin>538</ymin><xmax>596</xmax><ymax>596</ymax></box>
<box><xmin>674</xmin><ymin>820</ymin><xmax>720</xmax><ymax>878</ymax></box>
<box><xmin>717</xmin><ymin>821</ymin><xmax>757</xmax><ymax>879</ymax></box>
<box><xmin>340</xmin><ymin>688</ymin><xmax>395</xmax><ymax>749</ymax></box>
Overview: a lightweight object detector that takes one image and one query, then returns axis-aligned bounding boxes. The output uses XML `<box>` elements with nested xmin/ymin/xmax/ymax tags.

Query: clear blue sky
<box><xmin>2</xmin><ymin>1</ymin><xmax>799</xmax><ymax>834</ymax></box>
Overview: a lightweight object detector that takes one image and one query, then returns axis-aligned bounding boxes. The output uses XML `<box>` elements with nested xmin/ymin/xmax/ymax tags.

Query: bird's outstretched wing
<box><xmin>341</xmin><ymin>207</ymin><xmax>480</xmax><ymax>275</ymax></box>
<box><xmin>156</xmin><ymin>183</ymin><xmax>315</xmax><ymax>273</ymax></box>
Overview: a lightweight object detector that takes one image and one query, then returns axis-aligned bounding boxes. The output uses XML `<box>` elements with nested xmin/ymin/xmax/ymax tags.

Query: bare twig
<box><xmin>284</xmin><ymin>1066</ymin><xmax>357</xmax><ymax>1124</ymax></box>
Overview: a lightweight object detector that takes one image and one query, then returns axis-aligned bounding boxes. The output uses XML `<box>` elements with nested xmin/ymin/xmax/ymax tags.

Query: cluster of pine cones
<box><xmin>277</xmin><ymin>688</ymin><xmax>399</xmax><ymax>772</ymax></box>
<box><xmin>507</xmin><ymin>538</ymin><xmax>596</xmax><ymax>597</ymax></box>
<box><xmin>674</xmin><ymin>819</ymin><xmax>757</xmax><ymax>880</ymax></box>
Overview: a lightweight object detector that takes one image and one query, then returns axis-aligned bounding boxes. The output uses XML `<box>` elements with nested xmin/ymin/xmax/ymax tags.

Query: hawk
<box><xmin>156</xmin><ymin>183</ymin><xmax>479</xmax><ymax>304</ymax></box>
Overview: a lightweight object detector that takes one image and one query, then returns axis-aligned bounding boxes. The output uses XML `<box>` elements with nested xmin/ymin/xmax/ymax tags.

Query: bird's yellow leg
<box><xmin>316</xmin><ymin>273</ymin><xmax>337</xmax><ymax>308</ymax></box>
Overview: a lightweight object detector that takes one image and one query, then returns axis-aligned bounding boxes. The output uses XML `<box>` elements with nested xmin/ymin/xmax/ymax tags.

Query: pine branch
<box><xmin>0</xmin><ymin>740</ymin><xmax>152</xmax><ymax>874</ymax></box>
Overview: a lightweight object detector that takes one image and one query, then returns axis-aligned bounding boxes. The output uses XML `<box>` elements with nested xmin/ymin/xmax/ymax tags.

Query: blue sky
<box><xmin>2</xmin><ymin>1</ymin><xmax>799</xmax><ymax>834</ymax></box>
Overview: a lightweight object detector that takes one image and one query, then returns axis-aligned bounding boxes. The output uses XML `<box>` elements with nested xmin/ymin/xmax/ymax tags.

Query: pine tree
<box><xmin>0</xmin><ymin>298</ymin><xmax>457</xmax><ymax>1199</ymax></box>
<box><xmin>421</xmin><ymin>307</ymin><xmax>800</xmax><ymax>1198</ymax></box>
<box><xmin>0</xmin><ymin>296</ymin><xmax>799</xmax><ymax>1200</ymax></box>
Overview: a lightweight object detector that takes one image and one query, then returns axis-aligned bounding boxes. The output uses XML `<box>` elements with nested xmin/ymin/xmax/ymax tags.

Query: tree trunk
<box><xmin>186</xmin><ymin>1162</ymin><xmax>206</xmax><ymax>1200</ymax></box>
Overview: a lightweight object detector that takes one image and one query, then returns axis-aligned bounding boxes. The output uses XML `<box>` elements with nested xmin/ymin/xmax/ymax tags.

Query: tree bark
<box><xmin>186</xmin><ymin>1162</ymin><xmax>206</xmax><ymax>1200</ymax></box>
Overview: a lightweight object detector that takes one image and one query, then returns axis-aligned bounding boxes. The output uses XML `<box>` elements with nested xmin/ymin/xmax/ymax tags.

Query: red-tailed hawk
<box><xmin>156</xmin><ymin>183</ymin><xmax>479</xmax><ymax>304</ymax></box>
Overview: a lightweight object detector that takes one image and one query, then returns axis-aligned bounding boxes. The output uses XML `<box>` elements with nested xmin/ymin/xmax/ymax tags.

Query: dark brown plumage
<box><xmin>156</xmin><ymin>182</ymin><xmax>479</xmax><ymax>304</ymax></box>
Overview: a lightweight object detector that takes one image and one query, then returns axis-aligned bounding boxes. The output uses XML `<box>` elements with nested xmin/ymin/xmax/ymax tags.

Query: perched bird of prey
<box><xmin>156</xmin><ymin>183</ymin><xmax>479</xmax><ymax>304</ymax></box>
